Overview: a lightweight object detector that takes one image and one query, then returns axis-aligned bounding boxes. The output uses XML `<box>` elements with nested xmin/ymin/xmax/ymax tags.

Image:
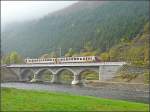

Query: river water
<box><xmin>1</xmin><ymin>82</ymin><xmax>149</xmax><ymax>104</ymax></box>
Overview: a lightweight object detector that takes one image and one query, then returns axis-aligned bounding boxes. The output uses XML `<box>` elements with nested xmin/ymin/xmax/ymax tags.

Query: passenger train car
<box><xmin>24</xmin><ymin>56</ymin><xmax>100</xmax><ymax>64</ymax></box>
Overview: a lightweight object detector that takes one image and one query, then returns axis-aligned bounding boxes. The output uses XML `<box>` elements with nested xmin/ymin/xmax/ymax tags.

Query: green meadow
<box><xmin>1</xmin><ymin>87</ymin><xmax>149</xmax><ymax>111</ymax></box>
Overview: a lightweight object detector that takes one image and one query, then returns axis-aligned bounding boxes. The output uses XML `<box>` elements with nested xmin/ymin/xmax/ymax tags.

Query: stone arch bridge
<box><xmin>5</xmin><ymin>62</ymin><xmax>126</xmax><ymax>84</ymax></box>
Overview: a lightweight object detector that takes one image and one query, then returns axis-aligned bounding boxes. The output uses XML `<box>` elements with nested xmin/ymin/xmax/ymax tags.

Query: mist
<box><xmin>1</xmin><ymin>1</ymin><xmax>77</xmax><ymax>26</ymax></box>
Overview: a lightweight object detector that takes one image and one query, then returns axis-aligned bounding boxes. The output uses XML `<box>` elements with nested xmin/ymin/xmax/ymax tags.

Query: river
<box><xmin>1</xmin><ymin>82</ymin><xmax>149</xmax><ymax>104</ymax></box>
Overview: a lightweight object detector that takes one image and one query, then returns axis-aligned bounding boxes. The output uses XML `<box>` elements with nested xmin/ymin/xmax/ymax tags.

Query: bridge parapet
<box><xmin>5</xmin><ymin>62</ymin><xmax>126</xmax><ymax>68</ymax></box>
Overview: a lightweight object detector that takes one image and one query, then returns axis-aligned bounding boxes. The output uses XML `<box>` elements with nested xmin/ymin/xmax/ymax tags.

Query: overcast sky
<box><xmin>1</xmin><ymin>1</ymin><xmax>77</xmax><ymax>25</ymax></box>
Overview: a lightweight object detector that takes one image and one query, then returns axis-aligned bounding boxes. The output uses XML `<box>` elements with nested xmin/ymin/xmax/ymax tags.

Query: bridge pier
<box><xmin>71</xmin><ymin>74</ymin><xmax>81</xmax><ymax>85</ymax></box>
<box><xmin>51</xmin><ymin>74</ymin><xmax>59</xmax><ymax>83</ymax></box>
<box><xmin>30</xmin><ymin>73</ymin><xmax>40</xmax><ymax>82</ymax></box>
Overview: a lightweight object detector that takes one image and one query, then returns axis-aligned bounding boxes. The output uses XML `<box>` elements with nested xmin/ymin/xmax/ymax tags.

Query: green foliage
<box><xmin>2</xmin><ymin>88</ymin><xmax>149</xmax><ymax>111</ymax></box>
<box><xmin>2</xmin><ymin>55</ymin><xmax>10</xmax><ymax>64</ymax></box>
<box><xmin>107</xmin><ymin>21</ymin><xmax>149</xmax><ymax>67</ymax></box>
<box><xmin>81</xmin><ymin>71</ymin><xmax>99</xmax><ymax>80</ymax></box>
<box><xmin>119</xmin><ymin>73</ymin><xmax>138</xmax><ymax>82</ymax></box>
<box><xmin>65</xmin><ymin>48</ymin><xmax>76</xmax><ymax>57</ymax></box>
<box><xmin>143</xmin><ymin>22</ymin><xmax>150</xmax><ymax>34</ymax></box>
<box><xmin>2</xmin><ymin>51</ymin><xmax>23</xmax><ymax>64</ymax></box>
<box><xmin>143</xmin><ymin>72</ymin><xmax>149</xmax><ymax>84</ymax></box>
<box><xmin>100</xmin><ymin>52</ymin><xmax>109</xmax><ymax>61</ymax></box>
<box><xmin>120</xmin><ymin>37</ymin><xmax>131</xmax><ymax>44</ymax></box>
<box><xmin>80</xmin><ymin>51</ymin><xmax>95</xmax><ymax>56</ymax></box>
<box><xmin>83</xmin><ymin>41</ymin><xmax>94</xmax><ymax>52</ymax></box>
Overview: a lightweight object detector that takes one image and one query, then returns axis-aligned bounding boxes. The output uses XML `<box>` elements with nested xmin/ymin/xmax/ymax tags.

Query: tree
<box><xmin>143</xmin><ymin>42</ymin><xmax>149</xmax><ymax>65</ymax></box>
<box><xmin>2</xmin><ymin>51</ymin><xmax>23</xmax><ymax>64</ymax></box>
<box><xmin>9</xmin><ymin>51</ymin><xmax>22</xmax><ymax>64</ymax></box>
<box><xmin>83</xmin><ymin>41</ymin><xmax>93</xmax><ymax>52</ymax></box>
<box><xmin>100</xmin><ymin>52</ymin><xmax>109</xmax><ymax>61</ymax></box>
<box><xmin>50</xmin><ymin>52</ymin><xmax>57</xmax><ymax>58</ymax></box>
<box><xmin>109</xmin><ymin>48</ymin><xmax>118</xmax><ymax>61</ymax></box>
<box><xmin>120</xmin><ymin>37</ymin><xmax>130</xmax><ymax>43</ymax></box>
<box><xmin>65</xmin><ymin>48</ymin><xmax>76</xmax><ymax>57</ymax></box>
<box><xmin>3</xmin><ymin>55</ymin><xmax>10</xmax><ymax>64</ymax></box>
<box><xmin>40</xmin><ymin>54</ymin><xmax>50</xmax><ymax>58</ymax></box>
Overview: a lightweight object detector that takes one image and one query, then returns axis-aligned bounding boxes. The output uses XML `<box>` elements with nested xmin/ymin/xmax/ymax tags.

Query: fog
<box><xmin>1</xmin><ymin>1</ymin><xmax>77</xmax><ymax>26</ymax></box>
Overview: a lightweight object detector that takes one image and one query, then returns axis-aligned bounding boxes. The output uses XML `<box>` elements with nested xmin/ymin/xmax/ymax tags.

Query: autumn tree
<box><xmin>100</xmin><ymin>52</ymin><xmax>109</xmax><ymax>62</ymax></box>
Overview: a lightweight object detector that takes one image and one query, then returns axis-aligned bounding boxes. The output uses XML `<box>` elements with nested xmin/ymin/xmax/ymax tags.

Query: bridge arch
<box><xmin>36</xmin><ymin>68</ymin><xmax>55</xmax><ymax>75</ymax></box>
<box><xmin>35</xmin><ymin>68</ymin><xmax>54</xmax><ymax>82</ymax></box>
<box><xmin>79</xmin><ymin>69</ymin><xmax>99</xmax><ymax>81</ymax></box>
<box><xmin>55</xmin><ymin>68</ymin><xmax>75</xmax><ymax>84</ymax></box>
<box><xmin>56</xmin><ymin>68</ymin><xmax>76</xmax><ymax>75</ymax></box>
<box><xmin>20</xmin><ymin>69</ymin><xmax>35</xmax><ymax>81</ymax></box>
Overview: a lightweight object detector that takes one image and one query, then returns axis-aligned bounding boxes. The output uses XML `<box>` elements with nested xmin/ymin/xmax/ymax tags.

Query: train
<box><xmin>24</xmin><ymin>56</ymin><xmax>100</xmax><ymax>64</ymax></box>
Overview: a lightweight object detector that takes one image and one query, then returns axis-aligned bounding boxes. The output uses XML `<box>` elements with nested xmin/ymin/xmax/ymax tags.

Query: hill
<box><xmin>1</xmin><ymin>1</ymin><xmax>149</xmax><ymax>57</ymax></box>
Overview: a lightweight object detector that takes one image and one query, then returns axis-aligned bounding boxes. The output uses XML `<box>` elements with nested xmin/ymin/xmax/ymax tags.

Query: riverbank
<box><xmin>85</xmin><ymin>80</ymin><xmax>149</xmax><ymax>92</ymax></box>
<box><xmin>1</xmin><ymin>82</ymin><xmax>149</xmax><ymax>103</ymax></box>
<box><xmin>1</xmin><ymin>87</ymin><xmax>149</xmax><ymax>111</ymax></box>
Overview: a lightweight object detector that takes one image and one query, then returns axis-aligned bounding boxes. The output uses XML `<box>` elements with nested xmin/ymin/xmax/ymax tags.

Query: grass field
<box><xmin>1</xmin><ymin>87</ymin><xmax>149</xmax><ymax>111</ymax></box>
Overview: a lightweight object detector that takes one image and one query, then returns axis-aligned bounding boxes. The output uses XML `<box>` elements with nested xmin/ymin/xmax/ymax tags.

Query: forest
<box><xmin>2</xmin><ymin>1</ymin><xmax>149</xmax><ymax>57</ymax></box>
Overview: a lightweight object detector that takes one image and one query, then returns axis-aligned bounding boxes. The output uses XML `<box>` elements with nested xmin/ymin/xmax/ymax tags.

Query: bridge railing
<box><xmin>4</xmin><ymin>62</ymin><xmax>127</xmax><ymax>68</ymax></box>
